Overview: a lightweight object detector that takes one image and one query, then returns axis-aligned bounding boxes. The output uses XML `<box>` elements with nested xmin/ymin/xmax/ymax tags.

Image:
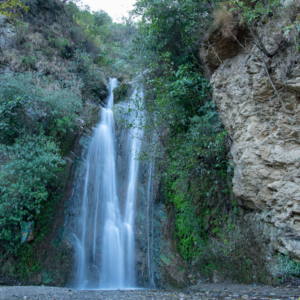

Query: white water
<box><xmin>74</xmin><ymin>79</ymin><xmax>143</xmax><ymax>290</ymax></box>
<box><xmin>146</xmin><ymin>161</ymin><xmax>156</xmax><ymax>288</ymax></box>
<box><xmin>123</xmin><ymin>89</ymin><xmax>143</xmax><ymax>287</ymax></box>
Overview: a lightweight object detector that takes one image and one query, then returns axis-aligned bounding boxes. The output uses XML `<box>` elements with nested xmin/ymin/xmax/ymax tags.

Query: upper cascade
<box><xmin>73</xmin><ymin>79</ymin><xmax>144</xmax><ymax>289</ymax></box>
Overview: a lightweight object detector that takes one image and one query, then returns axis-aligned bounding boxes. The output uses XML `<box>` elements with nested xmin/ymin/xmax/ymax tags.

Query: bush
<box><xmin>0</xmin><ymin>132</ymin><xmax>65</xmax><ymax>252</ymax></box>
<box><xmin>72</xmin><ymin>50</ymin><xmax>108</xmax><ymax>102</ymax></box>
<box><xmin>48</xmin><ymin>36</ymin><xmax>73</xmax><ymax>58</ymax></box>
<box><xmin>269</xmin><ymin>253</ymin><xmax>300</xmax><ymax>279</ymax></box>
<box><xmin>93</xmin><ymin>10</ymin><xmax>112</xmax><ymax>27</ymax></box>
<box><xmin>113</xmin><ymin>80</ymin><xmax>131</xmax><ymax>104</ymax></box>
<box><xmin>0</xmin><ymin>73</ymin><xmax>82</xmax><ymax>144</ymax></box>
<box><xmin>20</xmin><ymin>54</ymin><xmax>37</xmax><ymax>70</ymax></box>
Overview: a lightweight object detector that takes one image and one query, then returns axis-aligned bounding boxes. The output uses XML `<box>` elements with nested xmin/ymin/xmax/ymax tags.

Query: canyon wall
<box><xmin>205</xmin><ymin>24</ymin><xmax>300</xmax><ymax>267</ymax></box>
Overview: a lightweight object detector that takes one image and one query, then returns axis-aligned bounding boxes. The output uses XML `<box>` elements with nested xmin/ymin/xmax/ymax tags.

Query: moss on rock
<box><xmin>114</xmin><ymin>80</ymin><xmax>132</xmax><ymax>104</ymax></box>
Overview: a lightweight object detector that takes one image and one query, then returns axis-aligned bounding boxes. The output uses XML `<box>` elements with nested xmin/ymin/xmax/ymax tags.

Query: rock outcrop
<box><xmin>210</xmin><ymin>25</ymin><xmax>300</xmax><ymax>263</ymax></box>
<box><xmin>200</xmin><ymin>26</ymin><xmax>247</xmax><ymax>71</ymax></box>
<box><xmin>0</xmin><ymin>15</ymin><xmax>15</xmax><ymax>51</ymax></box>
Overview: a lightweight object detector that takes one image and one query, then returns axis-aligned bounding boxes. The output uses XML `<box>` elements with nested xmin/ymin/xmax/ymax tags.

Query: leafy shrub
<box><xmin>133</xmin><ymin>0</ymin><xmax>216</xmax><ymax>66</ymax></box>
<box><xmin>126</xmin><ymin>55</ymin><xmax>231</xmax><ymax>261</ymax></box>
<box><xmin>0</xmin><ymin>72</ymin><xmax>83</xmax><ymax>251</ymax></box>
<box><xmin>48</xmin><ymin>36</ymin><xmax>73</xmax><ymax>58</ymax></box>
<box><xmin>114</xmin><ymin>80</ymin><xmax>131</xmax><ymax>104</ymax></box>
<box><xmin>20</xmin><ymin>54</ymin><xmax>37</xmax><ymax>69</ymax></box>
<box><xmin>193</xmin><ymin>235</ymin><xmax>269</xmax><ymax>284</ymax></box>
<box><xmin>284</xmin><ymin>0</ymin><xmax>300</xmax><ymax>52</ymax></box>
<box><xmin>15</xmin><ymin>21</ymin><xmax>30</xmax><ymax>46</ymax></box>
<box><xmin>23</xmin><ymin>0</ymin><xmax>63</xmax><ymax>15</ymax></box>
<box><xmin>72</xmin><ymin>50</ymin><xmax>108</xmax><ymax>102</ymax></box>
<box><xmin>0</xmin><ymin>132</ymin><xmax>65</xmax><ymax>252</ymax></box>
<box><xmin>269</xmin><ymin>253</ymin><xmax>300</xmax><ymax>279</ymax></box>
<box><xmin>93</xmin><ymin>10</ymin><xmax>112</xmax><ymax>27</ymax></box>
<box><xmin>0</xmin><ymin>0</ymin><xmax>29</xmax><ymax>20</ymax></box>
<box><xmin>0</xmin><ymin>73</ymin><xmax>82</xmax><ymax>144</ymax></box>
<box><xmin>165</xmin><ymin>115</ymin><xmax>229</xmax><ymax>260</ymax></box>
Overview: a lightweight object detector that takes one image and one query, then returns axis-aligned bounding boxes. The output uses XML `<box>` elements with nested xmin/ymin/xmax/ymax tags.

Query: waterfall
<box><xmin>123</xmin><ymin>88</ymin><xmax>143</xmax><ymax>287</ymax></box>
<box><xmin>146</xmin><ymin>161</ymin><xmax>156</xmax><ymax>288</ymax></box>
<box><xmin>74</xmin><ymin>79</ymin><xmax>143</xmax><ymax>290</ymax></box>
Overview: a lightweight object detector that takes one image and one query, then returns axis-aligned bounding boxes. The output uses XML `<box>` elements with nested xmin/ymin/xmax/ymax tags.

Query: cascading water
<box><xmin>73</xmin><ymin>79</ymin><xmax>143</xmax><ymax>290</ymax></box>
<box><xmin>146</xmin><ymin>161</ymin><xmax>156</xmax><ymax>288</ymax></box>
<box><xmin>123</xmin><ymin>88</ymin><xmax>144</xmax><ymax>287</ymax></box>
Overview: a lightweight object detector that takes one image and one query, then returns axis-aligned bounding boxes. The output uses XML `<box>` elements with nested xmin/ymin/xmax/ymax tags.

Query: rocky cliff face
<box><xmin>0</xmin><ymin>15</ymin><xmax>15</xmax><ymax>51</ymax></box>
<box><xmin>208</xmin><ymin>25</ymin><xmax>300</xmax><ymax>265</ymax></box>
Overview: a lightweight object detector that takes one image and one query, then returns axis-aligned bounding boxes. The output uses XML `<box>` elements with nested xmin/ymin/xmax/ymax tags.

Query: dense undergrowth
<box><xmin>0</xmin><ymin>0</ymin><xmax>136</xmax><ymax>280</ymax></box>
<box><xmin>1</xmin><ymin>0</ymin><xmax>300</xmax><ymax>285</ymax></box>
<box><xmin>129</xmin><ymin>0</ymin><xmax>300</xmax><ymax>283</ymax></box>
<box><xmin>129</xmin><ymin>0</ymin><xmax>233</xmax><ymax>263</ymax></box>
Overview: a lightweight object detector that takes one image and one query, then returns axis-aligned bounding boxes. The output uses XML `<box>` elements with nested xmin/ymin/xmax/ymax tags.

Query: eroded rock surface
<box><xmin>200</xmin><ymin>26</ymin><xmax>248</xmax><ymax>71</ymax></box>
<box><xmin>0</xmin><ymin>14</ymin><xmax>15</xmax><ymax>50</ymax></box>
<box><xmin>211</xmin><ymin>31</ymin><xmax>300</xmax><ymax>263</ymax></box>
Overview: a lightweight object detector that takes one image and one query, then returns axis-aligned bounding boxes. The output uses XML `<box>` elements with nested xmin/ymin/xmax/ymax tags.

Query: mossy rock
<box><xmin>83</xmin><ymin>102</ymin><xmax>100</xmax><ymax>128</ymax></box>
<box><xmin>91</xmin><ymin>81</ymin><xmax>109</xmax><ymax>105</ymax></box>
<box><xmin>114</xmin><ymin>81</ymin><xmax>132</xmax><ymax>104</ymax></box>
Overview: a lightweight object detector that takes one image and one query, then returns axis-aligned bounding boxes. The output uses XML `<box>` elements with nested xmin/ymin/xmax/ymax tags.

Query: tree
<box><xmin>94</xmin><ymin>9</ymin><xmax>112</xmax><ymax>27</ymax></box>
<box><xmin>0</xmin><ymin>0</ymin><xmax>29</xmax><ymax>20</ymax></box>
<box><xmin>129</xmin><ymin>0</ymin><xmax>231</xmax><ymax>260</ymax></box>
<box><xmin>133</xmin><ymin>0</ymin><xmax>217</xmax><ymax>66</ymax></box>
<box><xmin>0</xmin><ymin>133</ymin><xmax>64</xmax><ymax>252</ymax></box>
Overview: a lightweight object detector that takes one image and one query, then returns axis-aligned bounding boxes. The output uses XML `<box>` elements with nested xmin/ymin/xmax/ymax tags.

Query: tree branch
<box><xmin>258</xmin><ymin>48</ymin><xmax>293</xmax><ymax>114</ymax></box>
<box><xmin>249</xmin><ymin>27</ymin><xmax>287</xmax><ymax>58</ymax></box>
<box><xmin>226</xmin><ymin>26</ymin><xmax>293</xmax><ymax>115</ymax></box>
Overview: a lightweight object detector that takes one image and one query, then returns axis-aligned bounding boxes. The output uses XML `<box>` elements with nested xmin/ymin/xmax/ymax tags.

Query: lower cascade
<box><xmin>73</xmin><ymin>79</ymin><xmax>143</xmax><ymax>289</ymax></box>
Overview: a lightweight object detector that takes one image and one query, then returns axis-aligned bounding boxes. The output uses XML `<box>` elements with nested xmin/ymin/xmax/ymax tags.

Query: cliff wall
<box><xmin>206</xmin><ymin>22</ymin><xmax>300</xmax><ymax>266</ymax></box>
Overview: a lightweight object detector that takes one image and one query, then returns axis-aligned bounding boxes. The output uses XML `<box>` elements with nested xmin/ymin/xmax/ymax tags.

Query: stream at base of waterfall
<box><xmin>73</xmin><ymin>79</ymin><xmax>143</xmax><ymax>290</ymax></box>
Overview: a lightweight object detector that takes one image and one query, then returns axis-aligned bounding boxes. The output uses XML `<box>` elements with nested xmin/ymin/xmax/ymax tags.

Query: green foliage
<box><xmin>71</xmin><ymin>50</ymin><xmax>108</xmax><ymax>100</ymax></box>
<box><xmin>284</xmin><ymin>13</ymin><xmax>300</xmax><ymax>52</ymax></box>
<box><xmin>20</xmin><ymin>54</ymin><xmax>37</xmax><ymax>69</ymax></box>
<box><xmin>133</xmin><ymin>0</ymin><xmax>217</xmax><ymax>66</ymax></box>
<box><xmin>114</xmin><ymin>80</ymin><xmax>131</xmax><ymax>104</ymax></box>
<box><xmin>270</xmin><ymin>253</ymin><xmax>300</xmax><ymax>279</ymax></box>
<box><xmin>230</xmin><ymin>0</ymin><xmax>281</xmax><ymax>24</ymax></box>
<box><xmin>230</xmin><ymin>0</ymin><xmax>300</xmax><ymax>52</ymax></box>
<box><xmin>0</xmin><ymin>72</ymin><xmax>82</xmax><ymax>252</ymax></box>
<box><xmin>0</xmin><ymin>0</ymin><xmax>29</xmax><ymax>20</ymax></box>
<box><xmin>0</xmin><ymin>133</ymin><xmax>64</xmax><ymax>252</ymax></box>
<box><xmin>93</xmin><ymin>10</ymin><xmax>113</xmax><ymax>27</ymax></box>
<box><xmin>0</xmin><ymin>73</ymin><xmax>82</xmax><ymax>144</ymax></box>
<box><xmin>168</xmin><ymin>182</ymin><xmax>202</xmax><ymax>260</ymax></box>
<box><xmin>130</xmin><ymin>0</ymin><xmax>233</xmax><ymax>261</ymax></box>
<box><xmin>165</xmin><ymin>117</ymin><xmax>229</xmax><ymax>261</ymax></box>
<box><xmin>65</xmin><ymin>3</ymin><xmax>118</xmax><ymax>63</ymax></box>
<box><xmin>107</xmin><ymin>18</ymin><xmax>139</xmax><ymax>77</ymax></box>
<box><xmin>49</xmin><ymin>36</ymin><xmax>71</xmax><ymax>52</ymax></box>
